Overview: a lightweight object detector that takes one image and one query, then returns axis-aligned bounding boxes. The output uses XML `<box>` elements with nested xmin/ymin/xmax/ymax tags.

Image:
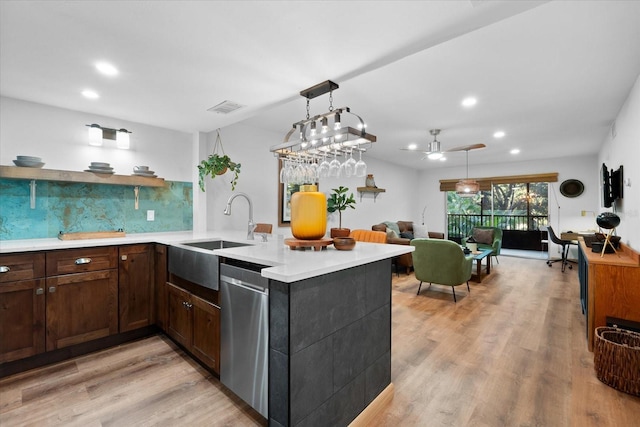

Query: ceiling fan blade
<box><xmin>444</xmin><ymin>143</ymin><xmax>486</xmax><ymax>152</ymax></box>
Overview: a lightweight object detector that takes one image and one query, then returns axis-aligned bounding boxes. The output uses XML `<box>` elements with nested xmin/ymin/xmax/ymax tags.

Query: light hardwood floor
<box><xmin>1</xmin><ymin>255</ymin><xmax>639</xmax><ymax>426</ymax></box>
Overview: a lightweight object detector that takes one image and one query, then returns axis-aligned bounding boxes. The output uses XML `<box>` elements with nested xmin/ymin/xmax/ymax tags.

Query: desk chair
<box><xmin>540</xmin><ymin>227</ymin><xmax>550</xmax><ymax>260</ymax></box>
<box><xmin>546</xmin><ymin>226</ymin><xmax>577</xmax><ymax>272</ymax></box>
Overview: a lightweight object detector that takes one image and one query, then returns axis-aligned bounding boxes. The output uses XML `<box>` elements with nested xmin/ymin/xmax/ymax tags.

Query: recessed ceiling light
<box><xmin>439</xmin><ymin>157</ymin><xmax>447</xmax><ymax>161</ymax></box>
<box><xmin>95</xmin><ymin>62</ymin><xmax>118</xmax><ymax>76</ymax></box>
<box><xmin>82</xmin><ymin>89</ymin><xmax>99</xmax><ymax>99</ymax></box>
<box><xmin>461</xmin><ymin>97</ymin><xmax>477</xmax><ymax>108</ymax></box>
<box><xmin>408</xmin><ymin>143</ymin><xmax>417</xmax><ymax>150</ymax></box>
<box><xmin>510</xmin><ymin>148</ymin><xmax>520</xmax><ymax>155</ymax></box>
<box><xmin>493</xmin><ymin>131</ymin><xmax>506</xmax><ymax>138</ymax></box>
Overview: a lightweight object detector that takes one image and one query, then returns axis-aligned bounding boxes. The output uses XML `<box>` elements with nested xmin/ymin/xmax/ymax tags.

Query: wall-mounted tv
<box><xmin>611</xmin><ymin>165</ymin><xmax>624</xmax><ymax>201</ymax></box>
<box><xmin>601</xmin><ymin>163</ymin><xmax>623</xmax><ymax>208</ymax></box>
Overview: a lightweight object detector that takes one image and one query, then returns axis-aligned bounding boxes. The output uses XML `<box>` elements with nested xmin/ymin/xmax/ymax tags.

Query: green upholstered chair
<box><xmin>410</xmin><ymin>238</ymin><xmax>474</xmax><ymax>303</ymax></box>
<box><xmin>466</xmin><ymin>226</ymin><xmax>503</xmax><ymax>264</ymax></box>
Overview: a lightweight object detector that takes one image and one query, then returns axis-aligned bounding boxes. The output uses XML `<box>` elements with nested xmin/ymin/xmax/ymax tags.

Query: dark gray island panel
<box><xmin>269</xmin><ymin>259</ymin><xmax>392</xmax><ymax>426</ymax></box>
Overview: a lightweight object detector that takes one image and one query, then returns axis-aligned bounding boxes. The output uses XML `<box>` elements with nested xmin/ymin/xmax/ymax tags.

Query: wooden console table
<box><xmin>577</xmin><ymin>238</ymin><xmax>640</xmax><ymax>351</ymax></box>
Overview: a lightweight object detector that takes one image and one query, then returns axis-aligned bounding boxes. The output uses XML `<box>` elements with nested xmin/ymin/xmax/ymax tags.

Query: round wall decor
<box><xmin>560</xmin><ymin>179</ymin><xmax>584</xmax><ymax>198</ymax></box>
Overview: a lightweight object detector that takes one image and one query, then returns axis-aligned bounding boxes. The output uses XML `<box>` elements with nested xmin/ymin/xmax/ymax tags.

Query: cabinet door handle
<box><xmin>186</xmin><ymin>303</ymin><xmax>193</xmax><ymax>309</ymax></box>
<box><xmin>75</xmin><ymin>258</ymin><xmax>92</xmax><ymax>265</ymax></box>
<box><xmin>0</xmin><ymin>266</ymin><xmax>9</xmax><ymax>273</ymax></box>
<box><xmin>49</xmin><ymin>287</ymin><xmax>56</xmax><ymax>293</ymax></box>
<box><xmin>36</xmin><ymin>288</ymin><xmax>44</xmax><ymax>295</ymax></box>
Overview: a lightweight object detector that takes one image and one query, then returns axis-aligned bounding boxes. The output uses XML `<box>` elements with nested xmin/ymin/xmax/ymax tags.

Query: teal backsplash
<box><xmin>0</xmin><ymin>178</ymin><xmax>193</xmax><ymax>240</ymax></box>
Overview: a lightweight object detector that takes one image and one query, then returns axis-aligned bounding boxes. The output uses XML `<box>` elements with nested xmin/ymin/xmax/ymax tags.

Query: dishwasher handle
<box><xmin>220</xmin><ymin>274</ymin><xmax>268</xmax><ymax>295</ymax></box>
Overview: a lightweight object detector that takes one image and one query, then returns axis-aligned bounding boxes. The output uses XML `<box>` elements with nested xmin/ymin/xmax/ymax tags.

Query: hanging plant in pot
<box><xmin>327</xmin><ymin>186</ymin><xmax>356</xmax><ymax>238</ymax></box>
<box><xmin>197</xmin><ymin>129</ymin><xmax>241</xmax><ymax>192</ymax></box>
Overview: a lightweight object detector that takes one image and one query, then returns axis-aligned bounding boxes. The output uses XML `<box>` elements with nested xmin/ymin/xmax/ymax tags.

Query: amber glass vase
<box><xmin>291</xmin><ymin>184</ymin><xmax>327</xmax><ymax>240</ymax></box>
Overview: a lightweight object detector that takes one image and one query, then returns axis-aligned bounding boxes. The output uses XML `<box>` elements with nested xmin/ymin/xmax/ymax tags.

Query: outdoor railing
<box><xmin>447</xmin><ymin>214</ymin><xmax>548</xmax><ymax>240</ymax></box>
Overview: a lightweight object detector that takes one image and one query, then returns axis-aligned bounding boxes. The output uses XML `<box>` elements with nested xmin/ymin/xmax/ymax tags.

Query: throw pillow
<box><xmin>473</xmin><ymin>228</ymin><xmax>494</xmax><ymax>245</ymax></box>
<box><xmin>400</xmin><ymin>231</ymin><xmax>414</xmax><ymax>239</ymax></box>
<box><xmin>383</xmin><ymin>221</ymin><xmax>401</xmax><ymax>236</ymax></box>
<box><xmin>386</xmin><ymin>229</ymin><xmax>399</xmax><ymax>239</ymax></box>
<box><xmin>413</xmin><ymin>224</ymin><xmax>429</xmax><ymax>239</ymax></box>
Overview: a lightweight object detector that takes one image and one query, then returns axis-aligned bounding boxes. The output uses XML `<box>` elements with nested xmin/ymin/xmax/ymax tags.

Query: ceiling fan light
<box><xmin>428</xmin><ymin>151</ymin><xmax>443</xmax><ymax>160</ymax></box>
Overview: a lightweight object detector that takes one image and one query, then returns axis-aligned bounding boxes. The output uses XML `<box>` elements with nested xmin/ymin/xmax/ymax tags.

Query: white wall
<box><xmin>0</xmin><ymin>97</ymin><xmax>193</xmax><ymax>182</ymax></box>
<box><xmin>201</xmin><ymin>123</ymin><xmax>419</xmax><ymax>237</ymax></box>
<box><xmin>202</xmin><ymin>123</ymin><xmax>282</xmax><ymax>233</ymax></box>
<box><xmin>419</xmin><ymin>155</ymin><xmax>599</xmax><ymax>231</ymax></box>
<box><xmin>598</xmin><ymin>73</ymin><xmax>640</xmax><ymax>251</ymax></box>
<box><xmin>417</xmin><ymin>154</ymin><xmax>600</xmax><ymax>258</ymax></box>
<box><xmin>4</xmin><ymin>88</ymin><xmax>636</xmax><ymax>251</ymax></box>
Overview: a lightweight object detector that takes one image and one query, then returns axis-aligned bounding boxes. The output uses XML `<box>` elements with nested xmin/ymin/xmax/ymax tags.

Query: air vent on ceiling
<box><xmin>207</xmin><ymin>100</ymin><xmax>245</xmax><ymax>114</ymax></box>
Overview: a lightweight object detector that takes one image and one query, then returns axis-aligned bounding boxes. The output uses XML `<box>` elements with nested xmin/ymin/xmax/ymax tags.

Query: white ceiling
<box><xmin>2</xmin><ymin>1</ymin><xmax>640</xmax><ymax>170</ymax></box>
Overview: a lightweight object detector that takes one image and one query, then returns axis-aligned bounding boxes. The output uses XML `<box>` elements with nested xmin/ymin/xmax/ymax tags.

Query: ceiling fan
<box><xmin>402</xmin><ymin>129</ymin><xmax>486</xmax><ymax>160</ymax></box>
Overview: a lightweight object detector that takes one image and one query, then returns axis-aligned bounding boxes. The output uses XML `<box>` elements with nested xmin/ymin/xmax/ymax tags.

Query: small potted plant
<box><xmin>197</xmin><ymin>129</ymin><xmax>241</xmax><ymax>192</ymax></box>
<box><xmin>327</xmin><ymin>186</ymin><xmax>356</xmax><ymax>238</ymax></box>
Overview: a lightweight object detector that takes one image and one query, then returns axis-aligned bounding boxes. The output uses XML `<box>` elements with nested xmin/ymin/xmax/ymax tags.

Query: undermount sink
<box><xmin>182</xmin><ymin>240</ymin><xmax>250</xmax><ymax>250</ymax></box>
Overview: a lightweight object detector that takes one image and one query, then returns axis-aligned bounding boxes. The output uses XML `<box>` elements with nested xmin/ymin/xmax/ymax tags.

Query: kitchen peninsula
<box><xmin>0</xmin><ymin>231</ymin><xmax>413</xmax><ymax>426</ymax></box>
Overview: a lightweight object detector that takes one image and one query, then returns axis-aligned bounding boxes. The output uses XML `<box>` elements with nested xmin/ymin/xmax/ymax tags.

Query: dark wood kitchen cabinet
<box><xmin>154</xmin><ymin>244</ymin><xmax>168</xmax><ymax>330</ymax></box>
<box><xmin>45</xmin><ymin>247</ymin><xmax>118</xmax><ymax>351</ymax></box>
<box><xmin>119</xmin><ymin>244</ymin><xmax>154</xmax><ymax>332</ymax></box>
<box><xmin>166</xmin><ymin>282</ymin><xmax>220</xmax><ymax>374</ymax></box>
<box><xmin>0</xmin><ymin>253</ymin><xmax>46</xmax><ymax>363</ymax></box>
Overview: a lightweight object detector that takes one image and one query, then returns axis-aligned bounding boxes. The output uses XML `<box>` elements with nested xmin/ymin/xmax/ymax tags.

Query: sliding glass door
<box><xmin>447</xmin><ymin>182</ymin><xmax>548</xmax><ymax>250</ymax></box>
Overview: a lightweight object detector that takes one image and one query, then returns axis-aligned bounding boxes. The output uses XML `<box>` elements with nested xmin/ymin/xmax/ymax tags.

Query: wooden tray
<box><xmin>284</xmin><ymin>238</ymin><xmax>333</xmax><ymax>251</ymax></box>
<box><xmin>58</xmin><ymin>230</ymin><xmax>126</xmax><ymax>240</ymax></box>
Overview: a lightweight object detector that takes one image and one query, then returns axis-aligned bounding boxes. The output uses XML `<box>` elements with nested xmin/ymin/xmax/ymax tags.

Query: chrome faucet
<box><xmin>224</xmin><ymin>192</ymin><xmax>256</xmax><ymax>240</ymax></box>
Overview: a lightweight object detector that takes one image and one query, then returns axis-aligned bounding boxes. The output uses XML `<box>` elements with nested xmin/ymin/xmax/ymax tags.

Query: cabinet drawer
<box><xmin>46</xmin><ymin>246</ymin><xmax>117</xmax><ymax>276</ymax></box>
<box><xmin>0</xmin><ymin>253</ymin><xmax>45</xmax><ymax>283</ymax></box>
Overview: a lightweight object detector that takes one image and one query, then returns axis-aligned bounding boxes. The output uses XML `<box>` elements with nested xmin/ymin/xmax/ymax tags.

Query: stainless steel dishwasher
<box><xmin>220</xmin><ymin>261</ymin><xmax>269</xmax><ymax>419</ymax></box>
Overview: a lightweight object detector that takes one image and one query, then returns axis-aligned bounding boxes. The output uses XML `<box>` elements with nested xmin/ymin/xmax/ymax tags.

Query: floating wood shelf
<box><xmin>0</xmin><ymin>165</ymin><xmax>166</xmax><ymax>187</ymax></box>
<box><xmin>357</xmin><ymin>186</ymin><xmax>386</xmax><ymax>202</ymax></box>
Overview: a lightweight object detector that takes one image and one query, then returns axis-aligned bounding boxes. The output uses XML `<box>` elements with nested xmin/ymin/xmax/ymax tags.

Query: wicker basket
<box><xmin>593</xmin><ymin>326</ymin><xmax>640</xmax><ymax>396</ymax></box>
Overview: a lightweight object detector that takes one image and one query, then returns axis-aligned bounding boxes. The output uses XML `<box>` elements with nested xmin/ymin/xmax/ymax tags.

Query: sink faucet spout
<box><xmin>224</xmin><ymin>192</ymin><xmax>255</xmax><ymax>240</ymax></box>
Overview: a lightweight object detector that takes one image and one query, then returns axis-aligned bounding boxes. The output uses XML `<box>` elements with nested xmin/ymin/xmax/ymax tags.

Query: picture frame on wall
<box><xmin>279</xmin><ymin>182</ymin><xmax>299</xmax><ymax>226</ymax></box>
<box><xmin>277</xmin><ymin>158</ymin><xmax>319</xmax><ymax>227</ymax></box>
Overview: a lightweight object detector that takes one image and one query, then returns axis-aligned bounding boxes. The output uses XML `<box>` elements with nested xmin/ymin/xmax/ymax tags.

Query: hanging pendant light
<box><xmin>455</xmin><ymin>149</ymin><xmax>480</xmax><ymax>197</ymax></box>
<box><xmin>271</xmin><ymin>80</ymin><xmax>376</xmax><ymax>158</ymax></box>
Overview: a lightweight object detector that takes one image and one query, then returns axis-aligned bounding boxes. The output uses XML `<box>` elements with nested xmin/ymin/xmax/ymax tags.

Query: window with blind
<box><xmin>443</xmin><ymin>173</ymin><xmax>555</xmax><ymax>249</ymax></box>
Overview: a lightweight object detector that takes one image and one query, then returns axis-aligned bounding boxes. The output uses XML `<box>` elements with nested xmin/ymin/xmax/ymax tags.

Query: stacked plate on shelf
<box><xmin>132</xmin><ymin>166</ymin><xmax>157</xmax><ymax>178</ymax></box>
<box><xmin>13</xmin><ymin>155</ymin><xmax>45</xmax><ymax>168</ymax></box>
<box><xmin>85</xmin><ymin>162</ymin><xmax>114</xmax><ymax>175</ymax></box>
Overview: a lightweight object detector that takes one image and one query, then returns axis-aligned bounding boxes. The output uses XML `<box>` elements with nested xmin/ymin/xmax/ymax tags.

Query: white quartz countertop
<box><xmin>0</xmin><ymin>230</ymin><xmax>413</xmax><ymax>283</ymax></box>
